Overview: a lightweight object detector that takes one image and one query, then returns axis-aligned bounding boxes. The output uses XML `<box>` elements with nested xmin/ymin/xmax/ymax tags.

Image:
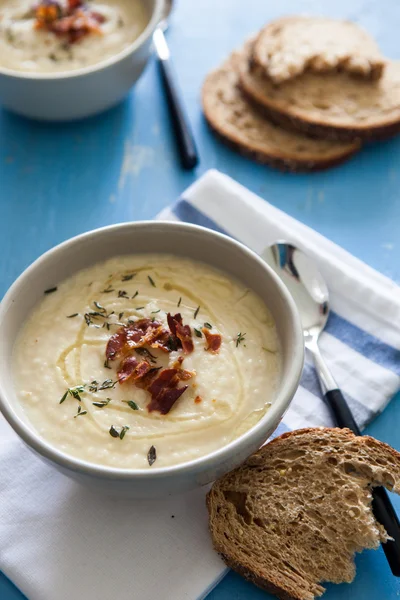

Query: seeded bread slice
<box><xmin>241</xmin><ymin>56</ymin><xmax>400</xmax><ymax>142</ymax></box>
<box><xmin>201</xmin><ymin>47</ymin><xmax>360</xmax><ymax>172</ymax></box>
<box><xmin>252</xmin><ymin>16</ymin><xmax>385</xmax><ymax>84</ymax></box>
<box><xmin>207</xmin><ymin>427</ymin><xmax>400</xmax><ymax>600</ymax></box>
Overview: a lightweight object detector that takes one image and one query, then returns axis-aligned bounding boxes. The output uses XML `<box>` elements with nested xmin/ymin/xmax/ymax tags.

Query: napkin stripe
<box><xmin>325</xmin><ymin>312</ymin><xmax>400</xmax><ymax>376</ymax></box>
<box><xmin>301</xmin><ymin>362</ymin><xmax>373</xmax><ymax>424</ymax></box>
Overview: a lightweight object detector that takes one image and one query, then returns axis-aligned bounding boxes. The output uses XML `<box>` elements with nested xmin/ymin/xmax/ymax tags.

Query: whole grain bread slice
<box><xmin>252</xmin><ymin>16</ymin><xmax>385</xmax><ymax>84</ymax></box>
<box><xmin>207</xmin><ymin>427</ymin><xmax>400</xmax><ymax>600</ymax></box>
<box><xmin>201</xmin><ymin>47</ymin><xmax>360</xmax><ymax>172</ymax></box>
<box><xmin>241</xmin><ymin>55</ymin><xmax>400</xmax><ymax>142</ymax></box>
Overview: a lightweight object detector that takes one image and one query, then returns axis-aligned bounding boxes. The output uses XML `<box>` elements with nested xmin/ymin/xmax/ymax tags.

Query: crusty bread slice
<box><xmin>207</xmin><ymin>428</ymin><xmax>400</xmax><ymax>600</ymax></box>
<box><xmin>201</xmin><ymin>47</ymin><xmax>360</xmax><ymax>172</ymax></box>
<box><xmin>241</xmin><ymin>55</ymin><xmax>400</xmax><ymax>142</ymax></box>
<box><xmin>252</xmin><ymin>16</ymin><xmax>385</xmax><ymax>84</ymax></box>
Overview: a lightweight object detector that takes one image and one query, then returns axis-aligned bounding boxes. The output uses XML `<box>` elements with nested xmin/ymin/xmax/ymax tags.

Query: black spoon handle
<box><xmin>157</xmin><ymin>57</ymin><xmax>199</xmax><ymax>170</ymax></box>
<box><xmin>325</xmin><ymin>388</ymin><xmax>400</xmax><ymax>576</ymax></box>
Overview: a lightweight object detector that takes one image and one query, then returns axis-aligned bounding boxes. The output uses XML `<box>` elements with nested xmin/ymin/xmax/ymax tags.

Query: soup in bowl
<box><xmin>0</xmin><ymin>222</ymin><xmax>304</xmax><ymax>496</ymax></box>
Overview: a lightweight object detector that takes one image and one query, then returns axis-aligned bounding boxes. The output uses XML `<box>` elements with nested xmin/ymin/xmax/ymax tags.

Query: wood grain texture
<box><xmin>0</xmin><ymin>0</ymin><xmax>400</xmax><ymax>599</ymax></box>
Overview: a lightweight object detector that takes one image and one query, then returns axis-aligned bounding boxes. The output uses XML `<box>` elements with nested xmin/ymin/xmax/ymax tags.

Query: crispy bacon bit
<box><xmin>106</xmin><ymin>319</ymin><xmax>170</xmax><ymax>361</ymax></box>
<box><xmin>147</xmin><ymin>368</ymin><xmax>190</xmax><ymax>415</ymax></box>
<box><xmin>34</xmin><ymin>0</ymin><xmax>105</xmax><ymax>44</ymax></box>
<box><xmin>167</xmin><ymin>313</ymin><xmax>194</xmax><ymax>354</ymax></box>
<box><xmin>202</xmin><ymin>328</ymin><xmax>222</xmax><ymax>353</ymax></box>
<box><xmin>117</xmin><ymin>356</ymin><xmax>151</xmax><ymax>384</ymax></box>
<box><xmin>194</xmin><ymin>395</ymin><xmax>202</xmax><ymax>404</ymax></box>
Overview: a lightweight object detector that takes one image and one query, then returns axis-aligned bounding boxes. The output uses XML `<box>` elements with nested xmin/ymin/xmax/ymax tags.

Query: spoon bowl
<box><xmin>262</xmin><ymin>242</ymin><xmax>329</xmax><ymax>346</ymax></box>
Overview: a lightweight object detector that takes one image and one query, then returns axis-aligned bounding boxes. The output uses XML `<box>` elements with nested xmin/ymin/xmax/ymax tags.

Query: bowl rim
<box><xmin>0</xmin><ymin>0</ymin><xmax>164</xmax><ymax>80</ymax></box>
<box><xmin>0</xmin><ymin>220</ymin><xmax>304</xmax><ymax>479</ymax></box>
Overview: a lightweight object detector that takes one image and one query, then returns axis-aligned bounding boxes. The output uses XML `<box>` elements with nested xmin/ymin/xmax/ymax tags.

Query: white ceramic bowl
<box><xmin>0</xmin><ymin>222</ymin><xmax>304</xmax><ymax>497</ymax></box>
<box><xmin>0</xmin><ymin>0</ymin><xmax>163</xmax><ymax>121</ymax></box>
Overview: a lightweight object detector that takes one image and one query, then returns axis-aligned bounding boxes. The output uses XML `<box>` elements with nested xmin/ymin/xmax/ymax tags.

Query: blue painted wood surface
<box><xmin>1</xmin><ymin>0</ymin><xmax>400</xmax><ymax>598</ymax></box>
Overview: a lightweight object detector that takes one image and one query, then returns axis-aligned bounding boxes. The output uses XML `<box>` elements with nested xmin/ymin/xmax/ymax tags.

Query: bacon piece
<box><xmin>147</xmin><ymin>369</ymin><xmax>188</xmax><ymax>415</ymax></box>
<box><xmin>117</xmin><ymin>356</ymin><xmax>151</xmax><ymax>384</ymax></box>
<box><xmin>202</xmin><ymin>328</ymin><xmax>222</xmax><ymax>353</ymax></box>
<box><xmin>167</xmin><ymin>313</ymin><xmax>194</xmax><ymax>354</ymax></box>
<box><xmin>106</xmin><ymin>319</ymin><xmax>169</xmax><ymax>361</ymax></box>
<box><xmin>34</xmin><ymin>0</ymin><xmax>105</xmax><ymax>44</ymax></box>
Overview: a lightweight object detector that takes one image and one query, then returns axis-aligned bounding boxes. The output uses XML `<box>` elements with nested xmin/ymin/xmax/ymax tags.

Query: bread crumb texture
<box><xmin>253</xmin><ymin>16</ymin><xmax>385</xmax><ymax>84</ymax></box>
<box><xmin>207</xmin><ymin>428</ymin><xmax>400</xmax><ymax>600</ymax></box>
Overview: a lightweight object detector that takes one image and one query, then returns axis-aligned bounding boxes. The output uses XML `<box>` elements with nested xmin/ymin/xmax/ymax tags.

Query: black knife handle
<box><xmin>325</xmin><ymin>388</ymin><xmax>400</xmax><ymax>576</ymax></box>
<box><xmin>157</xmin><ymin>57</ymin><xmax>199</xmax><ymax>170</ymax></box>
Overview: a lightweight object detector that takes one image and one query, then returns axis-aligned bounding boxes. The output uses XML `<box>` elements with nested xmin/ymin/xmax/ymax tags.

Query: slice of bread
<box><xmin>252</xmin><ymin>16</ymin><xmax>385</xmax><ymax>84</ymax></box>
<box><xmin>202</xmin><ymin>47</ymin><xmax>360</xmax><ymax>172</ymax></box>
<box><xmin>241</xmin><ymin>55</ymin><xmax>400</xmax><ymax>142</ymax></box>
<box><xmin>207</xmin><ymin>427</ymin><xmax>400</xmax><ymax>600</ymax></box>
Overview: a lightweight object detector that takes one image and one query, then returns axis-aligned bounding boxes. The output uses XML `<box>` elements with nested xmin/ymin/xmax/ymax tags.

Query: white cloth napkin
<box><xmin>1</xmin><ymin>169</ymin><xmax>400</xmax><ymax>600</ymax></box>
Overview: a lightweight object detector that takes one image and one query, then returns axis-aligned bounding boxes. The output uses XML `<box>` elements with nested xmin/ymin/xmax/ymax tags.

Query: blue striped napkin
<box><xmin>1</xmin><ymin>169</ymin><xmax>400</xmax><ymax>600</ymax></box>
<box><xmin>158</xmin><ymin>169</ymin><xmax>400</xmax><ymax>436</ymax></box>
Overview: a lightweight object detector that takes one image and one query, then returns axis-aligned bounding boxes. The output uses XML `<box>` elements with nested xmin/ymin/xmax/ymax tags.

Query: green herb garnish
<box><xmin>92</xmin><ymin>398</ymin><xmax>111</xmax><ymax>408</ymax></box>
<box><xmin>118</xmin><ymin>290</ymin><xmax>129</xmax><ymax>299</ymax></box>
<box><xmin>66</xmin><ymin>313</ymin><xmax>79</xmax><ymax>318</ymax></box>
<box><xmin>104</xmin><ymin>359</ymin><xmax>111</xmax><ymax>369</ymax></box>
<box><xmin>236</xmin><ymin>332</ymin><xmax>246</xmax><ymax>347</ymax></box>
<box><xmin>109</xmin><ymin>425</ymin><xmax>120</xmax><ymax>438</ymax></box>
<box><xmin>204</xmin><ymin>322</ymin><xmax>212</xmax><ymax>329</ymax></box>
<box><xmin>194</xmin><ymin>328</ymin><xmax>202</xmax><ymax>338</ymax></box>
<box><xmin>102</xmin><ymin>284</ymin><xmax>115</xmax><ymax>293</ymax></box>
<box><xmin>44</xmin><ymin>287</ymin><xmax>57</xmax><ymax>294</ymax></box>
<box><xmin>119</xmin><ymin>425</ymin><xmax>129</xmax><ymax>440</ymax></box>
<box><xmin>135</xmin><ymin>306</ymin><xmax>145</xmax><ymax>311</ymax></box>
<box><xmin>151</xmin><ymin>309</ymin><xmax>160</xmax><ymax>314</ymax></box>
<box><xmin>148</xmin><ymin>445</ymin><xmax>157</xmax><ymax>466</ymax></box>
<box><xmin>132</xmin><ymin>291</ymin><xmax>139</xmax><ymax>299</ymax></box>
<box><xmin>93</xmin><ymin>301</ymin><xmax>106</xmax><ymax>313</ymax></box>
<box><xmin>177</xmin><ymin>297</ymin><xmax>182</xmax><ymax>307</ymax></box>
<box><xmin>167</xmin><ymin>335</ymin><xmax>179</xmax><ymax>351</ymax></box>
<box><xmin>194</xmin><ymin>306</ymin><xmax>200</xmax><ymax>319</ymax></box>
<box><xmin>118</xmin><ymin>312</ymin><xmax>124</xmax><ymax>320</ymax></box>
<box><xmin>122</xmin><ymin>274</ymin><xmax>135</xmax><ymax>281</ymax></box>
<box><xmin>74</xmin><ymin>405</ymin><xmax>87</xmax><ymax>418</ymax></box>
<box><xmin>123</xmin><ymin>400</ymin><xmax>139</xmax><ymax>411</ymax></box>
<box><xmin>135</xmin><ymin>347</ymin><xmax>157</xmax><ymax>363</ymax></box>
<box><xmin>60</xmin><ymin>384</ymin><xmax>85</xmax><ymax>404</ymax></box>
<box><xmin>148</xmin><ymin>275</ymin><xmax>156</xmax><ymax>287</ymax></box>
<box><xmin>98</xmin><ymin>379</ymin><xmax>118</xmax><ymax>391</ymax></box>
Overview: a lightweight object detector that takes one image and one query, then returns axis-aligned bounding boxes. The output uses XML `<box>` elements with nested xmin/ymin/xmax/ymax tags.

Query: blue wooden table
<box><xmin>1</xmin><ymin>0</ymin><xmax>400</xmax><ymax>598</ymax></box>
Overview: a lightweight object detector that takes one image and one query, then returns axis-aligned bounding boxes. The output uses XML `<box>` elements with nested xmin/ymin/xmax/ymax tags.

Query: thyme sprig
<box><xmin>236</xmin><ymin>332</ymin><xmax>246</xmax><ymax>347</ymax></box>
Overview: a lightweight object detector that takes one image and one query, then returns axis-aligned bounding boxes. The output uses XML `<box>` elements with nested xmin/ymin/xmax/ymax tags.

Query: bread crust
<box><xmin>240</xmin><ymin>58</ymin><xmax>400</xmax><ymax>142</ymax></box>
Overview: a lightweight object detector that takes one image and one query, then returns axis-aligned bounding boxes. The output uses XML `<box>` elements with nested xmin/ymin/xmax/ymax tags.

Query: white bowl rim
<box><xmin>0</xmin><ymin>0</ymin><xmax>164</xmax><ymax>80</ymax></box>
<box><xmin>0</xmin><ymin>220</ymin><xmax>304</xmax><ymax>480</ymax></box>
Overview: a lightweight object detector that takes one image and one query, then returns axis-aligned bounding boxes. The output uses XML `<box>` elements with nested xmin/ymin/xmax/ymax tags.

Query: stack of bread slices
<box><xmin>202</xmin><ymin>16</ymin><xmax>400</xmax><ymax>172</ymax></box>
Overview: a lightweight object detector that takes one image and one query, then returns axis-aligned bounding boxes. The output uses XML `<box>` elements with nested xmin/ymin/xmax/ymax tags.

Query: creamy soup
<box><xmin>0</xmin><ymin>0</ymin><xmax>149</xmax><ymax>72</ymax></box>
<box><xmin>13</xmin><ymin>255</ymin><xmax>281</xmax><ymax>469</ymax></box>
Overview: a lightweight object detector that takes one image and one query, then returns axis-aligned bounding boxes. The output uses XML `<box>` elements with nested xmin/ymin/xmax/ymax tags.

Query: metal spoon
<box><xmin>153</xmin><ymin>1</ymin><xmax>199</xmax><ymax>170</ymax></box>
<box><xmin>263</xmin><ymin>241</ymin><xmax>400</xmax><ymax>577</ymax></box>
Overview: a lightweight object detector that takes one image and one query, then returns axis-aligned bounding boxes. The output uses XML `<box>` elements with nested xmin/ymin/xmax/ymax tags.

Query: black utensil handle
<box><xmin>157</xmin><ymin>58</ymin><xmax>199</xmax><ymax>170</ymax></box>
<box><xmin>325</xmin><ymin>388</ymin><xmax>400</xmax><ymax>576</ymax></box>
<box><xmin>325</xmin><ymin>389</ymin><xmax>361</xmax><ymax>434</ymax></box>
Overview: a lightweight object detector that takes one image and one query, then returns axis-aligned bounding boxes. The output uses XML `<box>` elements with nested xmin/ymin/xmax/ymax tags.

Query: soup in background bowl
<box><xmin>0</xmin><ymin>222</ymin><xmax>304</xmax><ymax>496</ymax></box>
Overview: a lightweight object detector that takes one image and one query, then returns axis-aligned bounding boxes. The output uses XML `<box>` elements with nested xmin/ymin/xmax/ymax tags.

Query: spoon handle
<box><xmin>325</xmin><ymin>386</ymin><xmax>400</xmax><ymax>576</ymax></box>
<box><xmin>153</xmin><ymin>29</ymin><xmax>199</xmax><ymax>170</ymax></box>
<box><xmin>325</xmin><ymin>389</ymin><xmax>361</xmax><ymax>434</ymax></box>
